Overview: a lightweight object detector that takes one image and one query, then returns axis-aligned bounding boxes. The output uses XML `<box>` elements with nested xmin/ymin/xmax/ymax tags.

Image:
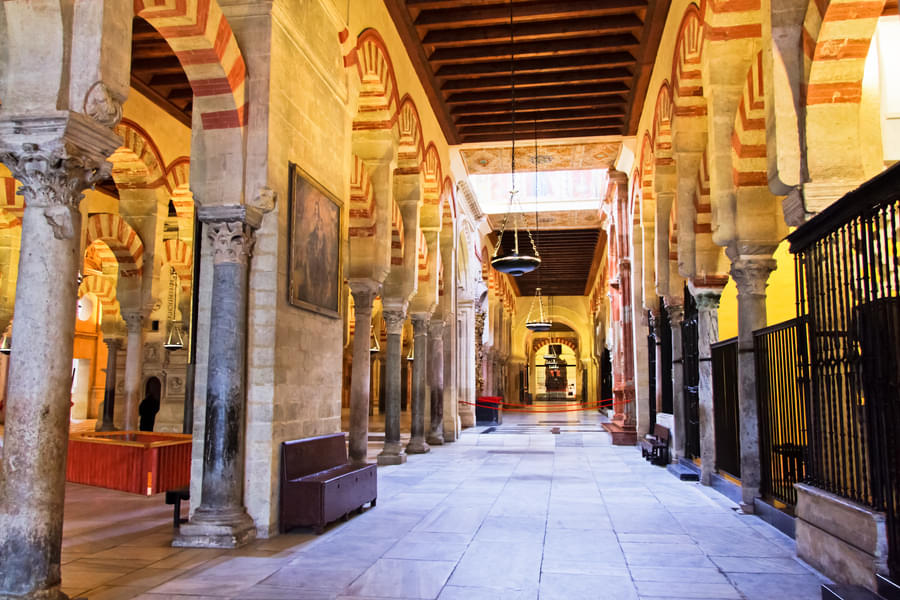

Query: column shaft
<box><xmin>122</xmin><ymin>313</ymin><xmax>144</xmax><ymax>431</ymax></box>
<box><xmin>348</xmin><ymin>284</ymin><xmax>376</xmax><ymax>464</ymax></box>
<box><xmin>378</xmin><ymin>309</ymin><xmax>407</xmax><ymax>465</ymax></box>
<box><xmin>695</xmin><ymin>292</ymin><xmax>722</xmax><ymax>485</ymax></box>
<box><xmin>731</xmin><ymin>258</ymin><xmax>776</xmax><ymax>509</ymax></box>
<box><xmin>427</xmin><ymin>319</ymin><xmax>444</xmax><ymax>446</ymax></box>
<box><xmin>175</xmin><ymin>215</ymin><xmax>259</xmax><ymax>548</ymax></box>
<box><xmin>407</xmin><ymin>315</ymin><xmax>430</xmax><ymax>454</ymax></box>
<box><xmin>96</xmin><ymin>338</ymin><xmax>122</xmax><ymax>432</ymax></box>
<box><xmin>669</xmin><ymin>304</ymin><xmax>686</xmax><ymax>459</ymax></box>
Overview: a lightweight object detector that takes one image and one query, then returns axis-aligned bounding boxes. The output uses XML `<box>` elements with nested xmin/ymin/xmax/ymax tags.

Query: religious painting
<box><xmin>288</xmin><ymin>163</ymin><xmax>343</xmax><ymax>318</ymax></box>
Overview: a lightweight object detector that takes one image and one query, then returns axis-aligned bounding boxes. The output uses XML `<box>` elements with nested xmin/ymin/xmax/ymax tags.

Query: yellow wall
<box><xmin>717</xmin><ymin>236</ymin><xmax>797</xmax><ymax>340</ymax></box>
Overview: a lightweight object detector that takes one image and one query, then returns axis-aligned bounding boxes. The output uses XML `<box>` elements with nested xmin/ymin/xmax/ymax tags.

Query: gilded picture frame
<box><xmin>288</xmin><ymin>162</ymin><xmax>343</xmax><ymax>319</ymax></box>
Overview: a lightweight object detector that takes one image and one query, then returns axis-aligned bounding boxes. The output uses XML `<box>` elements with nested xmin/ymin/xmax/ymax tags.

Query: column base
<box><xmin>426</xmin><ymin>432</ymin><xmax>445</xmax><ymax>446</ymax></box>
<box><xmin>94</xmin><ymin>420</ymin><xmax>118</xmax><ymax>432</ymax></box>
<box><xmin>173</xmin><ymin>508</ymin><xmax>256</xmax><ymax>549</ymax></box>
<box><xmin>406</xmin><ymin>437</ymin><xmax>430</xmax><ymax>454</ymax></box>
<box><xmin>377</xmin><ymin>441</ymin><xmax>407</xmax><ymax>465</ymax></box>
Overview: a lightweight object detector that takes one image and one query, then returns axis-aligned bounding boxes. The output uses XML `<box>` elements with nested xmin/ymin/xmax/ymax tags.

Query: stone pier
<box><xmin>667</xmin><ymin>301</ymin><xmax>686</xmax><ymax>459</ymax></box>
<box><xmin>348</xmin><ymin>282</ymin><xmax>378</xmax><ymax>464</ymax></box>
<box><xmin>406</xmin><ymin>314</ymin><xmax>430</xmax><ymax>454</ymax></box>
<box><xmin>174</xmin><ymin>206</ymin><xmax>262</xmax><ymax>549</ymax></box>
<box><xmin>378</xmin><ymin>308</ymin><xmax>407</xmax><ymax>465</ymax></box>
<box><xmin>694</xmin><ymin>289</ymin><xmax>723</xmax><ymax>485</ymax></box>
<box><xmin>96</xmin><ymin>337</ymin><xmax>122</xmax><ymax>432</ymax></box>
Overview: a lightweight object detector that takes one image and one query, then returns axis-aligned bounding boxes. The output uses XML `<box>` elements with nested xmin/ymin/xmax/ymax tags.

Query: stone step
<box><xmin>821</xmin><ymin>584</ymin><xmax>885</xmax><ymax>600</ymax></box>
<box><xmin>666</xmin><ymin>463</ymin><xmax>699</xmax><ymax>481</ymax></box>
<box><xmin>877</xmin><ymin>574</ymin><xmax>900</xmax><ymax>600</ymax></box>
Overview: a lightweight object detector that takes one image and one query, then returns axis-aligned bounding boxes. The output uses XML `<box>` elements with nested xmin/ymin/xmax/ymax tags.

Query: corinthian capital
<box><xmin>730</xmin><ymin>257</ymin><xmax>777</xmax><ymax>297</ymax></box>
<box><xmin>383</xmin><ymin>310</ymin><xmax>407</xmax><ymax>335</ymax></box>
<box><xmin>207</xmin><ymin>221</ymin><xmax>255</xmax><ymax>265</ymax></box>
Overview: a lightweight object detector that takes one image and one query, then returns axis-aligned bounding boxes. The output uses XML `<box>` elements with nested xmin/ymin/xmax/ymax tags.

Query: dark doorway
<box><xmin>659</xmin><ymin>299</ymin><xmax>673</xmax><ymax>414</ymax></box>
<box><xmin>139</xmin><ymin>376</ymin><xmax>162</xmax><ymax>432</ymax></box>
<box><xmin>648</xmin><ymin>310</ymin><xmax>657</xmax><ymax>427</ymax></box>
<box><xmin>600</xmin><ymin>348</ymin><xmax>613</xmax><ymax>402</ymax></box>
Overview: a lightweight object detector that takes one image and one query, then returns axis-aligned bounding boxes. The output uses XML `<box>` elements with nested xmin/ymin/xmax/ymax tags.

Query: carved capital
<box><xmin>349</xmin><ymin>283</ymin><xmax>377</xmax><ymax>316</ymax></box>
<box><xmin>103</xmin><ymin>337</ymin><xmax>123</xmax><ymax>352</ymax></box>
<box><xmin>122</xmin><ymin>312</ymin><xmax>143</xmax><ymax>333</ymax></box>
<box><xmin>694</xmin><ymin>292</ymin><xmax>722</xmax><ymax>313</ymax></box>
<box><xmin>667</xmin><ymin>303</ymin><xmax>685</xmax><ymax>327</ymax></box>
<box><xmin>383</xmin><ymin>310</ymin><xmax>406</xmax><ymax>335</ymax></box>
<box><xmin>411</xmin><ymin>314</ymin><xmax>429</xmax><ymax>335</ymax></box>
<box><xmin>428</xmin><ymin>319</ymin><xmax>445</xmax><ymax>338</ymax></box>
<box><xmin>207</xmin><ymin>221</ymin><xmax>255</xmax><ymax>265</ymax></box>
<box><xmin>730</xmin><ymin>257</ymin><xmax>776</xmax><ymax>297</ymax></box>
<box><xmin>1</xmin><ymin>143</ymin><xmax>111</xmax><ymax>239</ymax></box>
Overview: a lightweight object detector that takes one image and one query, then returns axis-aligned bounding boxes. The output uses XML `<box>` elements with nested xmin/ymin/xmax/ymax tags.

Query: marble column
<box><xmin>427</xmin><ymin>319</ymin><xmax>445</xmax><ymax>446</ymax></box>
<box><xmin>668</xmin><ymin>302</ymin><xmax>686</xmax><ymax>459</ymax></box>
<box><xmin>175</xmin><ymin>206</ymin><xmax>262</xmax><ymax>548</ymax></box>
<box><xmin>0</xmin><ymin>121</ymin><xmax>120</xmax><ymax>600</ymax></box>
<box><xmin>695</xmin><ymin>291</ymin><xmax>723</xmax><ymax>485</ymax></box>
<box><xmin>474</xmin><ymin>310</ymin><xmax>486</xmax><ymax>399</ymax></box>
<box><xmin>96</xmin><ymin>337</ymin><xmax>122</xmax><ymax>432</ymax></box>
<box><xmin>731</xmin><ymin>257</ymin><xmax>776</xmax><ymax>510</ymax></box>
<box><xmin>348</xmin><ymin>282</ymin><xmax>378</xmax><ymax>465</ymax></box>
<box><xmin>378</xmin><ymin>309</ymin><xmax>407</xmax><ymax>465</ymax></box>
<box><xmin>407</xmin><ymin>315</ymin><xmax>430</xmax><ymax>454</ymax></box>
<box><xmin>121</xmin><ymin>311</ymin><xmax>144</xmax><ymax>431</ymax></box>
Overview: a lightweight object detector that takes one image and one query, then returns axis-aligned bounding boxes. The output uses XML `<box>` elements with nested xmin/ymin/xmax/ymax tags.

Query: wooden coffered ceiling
<box><xmin>385</xmin><ymin>0</ymin><xmax>671</xmax><ymax>144</ymax></box>
<box><xmin>493</xmin><ymin>228</ymin><xmax>606</xmax><ymax>297</ymax></box>
<box><xmin>130</xmin><ymin>17</ymin><xmax>193</xmax><ymax>127</ymax></box>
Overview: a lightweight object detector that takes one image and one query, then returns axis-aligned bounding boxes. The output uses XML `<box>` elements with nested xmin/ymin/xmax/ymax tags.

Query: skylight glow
<box><xmin>469</xmin><ymin>169</ymin><xmax>609</xmax><ymax>214</ymax></box>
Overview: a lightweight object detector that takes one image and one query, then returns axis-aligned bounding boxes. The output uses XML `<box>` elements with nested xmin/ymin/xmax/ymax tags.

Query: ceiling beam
<box><xmin>450</xmin><ymin>96</ymin><xmax>627</xmax><ymax>116</ymax></box>
<box><xmin>422</xmin><ymin>15</ymin><xmax>644</xmax><ymax>47</ymax></box>
<box><xmin>446</xmin><ymin>82</ymin><xmax>629</xmax><ymax>105</ymax></box>
<box><xmin>435</xmin><ymin>52</ymin><xmax>636</xmax><ymax>79</ymax></box>
<box><xmin>458</xmin><ymin>117</ymin><xmax>624</xmax><ymax>136</ymax></box>
<box><xmin>461</xmin><ymin>127</ymin><xmax>621</xmax><ymax>142</ymax></box>
<box><xmin>429</xmin><ymin>34</ymin><xmax>640</xmax><ymax>64</ymax></box>
<box><xmin>415</xmin><ymin>0</ymin><xmax>648</xmax><ymax>28</ymax></box>
<box><xmin>454</xmin><ymin>107</ymin><xmax>625</xmax><ymax>126</ymax></box>
<box><xmin>130</xmin><ymin>75</ymin><xmax>192</xmax><ymax>127</ymax></box>
<box><xmin>441</xmin><ymin>67</ymin><xmax>633</xmax><ymax>92</ymax></box>
<box><xmin>624</xmin><ymin>0</ymin><xmax>671</xmax><ymax>135</ymax></box>
<box><xmin>383</xmin><ymin>0</ymin><xmax>460</xmax><ymax>144</ymax></box>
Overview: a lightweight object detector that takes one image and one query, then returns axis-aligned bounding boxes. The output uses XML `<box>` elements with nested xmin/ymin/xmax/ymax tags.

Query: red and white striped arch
<box><xmin>135</xmin><ymin>0</ymin><xmax>248</xmax><ymax>131</ymax></box>
<box><xmin>672</xmin><ymin>4</ymin><xmax>706</xmax><ymax>118</ymax></box>
<box><xmin>79</xmin><ymin>275</ymin><xmax>119</xmax><ymax>320</ymax></box>
<box><xmin>421</xmin><ymin>143</ymin><xmax>443</xmax><ymax>228</ymax></box>
<box><xmin>165</xmin><ymin>157</ymin><xmax>194</xmax><ymax>219</ymax></box>
<box><xmin>352</xmin><ymin>29</ymin><xmax>400</xmax><ymax>131</ymax></box>
<box><xmin>390</xmin><ymin>200</ymin><xmax>404</xmax><ymax>266</ymax></box>
<box><xmin>110</xmin><ymin>119</ymin><xmax>167</xmax><ymax>190</ymax></box>
<box><xmin>85</xmin><ymin>214</ymin><xmax>145</xmax><ymax>278</ymax></box>
<box><xmin>416</xmin><ymin>230</ymin><xmax>429</xmax><ymax>284</ymax></box>
<box><xmin>653</xmin><ymin>83</ymin><xmax>674</xmax><ymax>171</ymax></box>
<box><xmin>83</xmin><ymin>240</ymin><xmax>120</xmax><ymax>277</ymax></box>
<box><xmin>349</xmin><ymin>155</ymin><xmax>376</xmax><ymax>240</ymax></box>
<box><xmin>732</xmin><ymin>51</ymin><xmax>767</xmax><ymax>189</ymax></box>
<box><xmin>397</xmin><ymin>95</ymin><xmax>424</xmax><ymax>166</ymax></box>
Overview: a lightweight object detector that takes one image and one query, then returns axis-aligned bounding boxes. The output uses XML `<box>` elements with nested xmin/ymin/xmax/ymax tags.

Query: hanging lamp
<box><xmin>164</xmin><ymin>266</ymin><xmax>185</xmax><ymax>351</ymax></box>
<box><xmin>490</xmin><ymin>0</ymin><xmax>540</xmax><ymax>277</ymax></box>
<box><xmin>525</xmin><ymin>123</ymin><xmax>552</xmax><ymax>332</ymax></box>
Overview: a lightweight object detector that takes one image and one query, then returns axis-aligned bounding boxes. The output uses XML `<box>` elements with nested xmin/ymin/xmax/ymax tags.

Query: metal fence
<box><xmin>754</xmin><ymin>318</ymin><xmax>809</xmax><ymax>507</ymax></box>
<box><xmin>683</xmin><ymin>287</ymin><xmax>701</xmax><ymax>459</ymax></box>
<box><xmin>711</xmin><ymin>337</ymin><xmax>740</xmax><ymax>478</ymax></box>
<box><xmin>789</xmin><ymin>162</ymin><xmax>900</xmax><ymax>579</ymax></box>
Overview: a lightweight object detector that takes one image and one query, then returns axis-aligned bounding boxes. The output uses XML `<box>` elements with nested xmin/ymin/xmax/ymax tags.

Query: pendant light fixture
<box><xmin>525</xmin><ymin>123</ymin><xmax>552</xmax><ymax>332</ymax></box>
<box><xmin>490</xmin><ymin>0</ymin><xmax>540</xmax><ymax>277</ymax></box>
<box><xmin>164</xmin><ymin>266</ymin><xmax>185</xmax><ymax>351</ymax></box>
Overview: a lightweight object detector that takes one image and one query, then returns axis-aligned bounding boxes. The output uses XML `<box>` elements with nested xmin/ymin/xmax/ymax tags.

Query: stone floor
<box><xmin>58</xmin><ymin>407</ymin><xmax>829</xmax><ymax>599</ymax></box>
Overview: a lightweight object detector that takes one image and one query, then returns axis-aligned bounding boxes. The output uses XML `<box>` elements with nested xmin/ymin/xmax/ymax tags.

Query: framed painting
<box><xmin>288</xmin><ymin>162</ymin><xmax>343</xmax><ymax>318</ymax></box>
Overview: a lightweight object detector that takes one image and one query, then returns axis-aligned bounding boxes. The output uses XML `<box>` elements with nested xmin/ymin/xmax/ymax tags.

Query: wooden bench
<box><xmin>639</xmin><ymin>424</ymin><xmax>670</xmax><ymax>466</ymax></box>
<box><xmin>164</xmin><ymin>486</ymin><xmax>190</xmax><ymax>528</ymax></box>
<box><xmin>280</xmin><ymin>433</ymin><xmax>376</xmax><ymax>534</ymax></box>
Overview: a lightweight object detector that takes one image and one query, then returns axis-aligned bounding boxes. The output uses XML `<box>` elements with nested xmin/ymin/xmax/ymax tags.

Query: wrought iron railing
<box><xmin>789</xmin><ymin>162</ymin><xmax>900</xmax><ymax>579</ymax></box>
<box><xmin>754</xmin><ymin>318</ymin><xmax>809</xmax><ymax>507</ymax></box>
<box><xmin>683</xmin><ymin>286</ymin><xmax>701</xmax><ymax>459</ymax></box>
<box><xmin>711</xmin><ymin>337</ymin><xmax>740</xmax><ymax>478</ymax></box>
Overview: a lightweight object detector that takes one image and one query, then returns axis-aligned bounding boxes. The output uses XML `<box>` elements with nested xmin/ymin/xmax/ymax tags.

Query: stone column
<box><xmin>427</xmin><ymin>319</ymin><xmax>445</xmax><ymax>446</ymax></box>
<box><xmin>175</xmin><ymin>206</ymin><xmax>262</xmax><ymax>548</ymax></box>
<box><xmin>695</xmin><ymin>291</ymin><xmax>723</xmax><ymax>485</ymax></box>
<box><xmin>668</xmin><ymin>302</ymin><xmax>686</xmax><ymax>459</ymax></box>
<box><xmin>457</xmin><ymin>303</ymin><xmax>476</xmax><ymax>428</ymax></box>
<box><xmin>731</xmin><ymin>257</ymin><xmax>776</xmax><ymax>510</ymax></box>
<box><xmin>474</xmin><ymin>310</ymin><xmax>486</xmax><ymax>399</ymax></box>
<box><xmin>121</xmin><ymin>311</ymin><xmax>144</xmax><ymax>431</ymax></box>
<box><xmin>407</xmin><ymin>314</ymin><xmax>430</xmax><ymax>454</ymax></box>
<box><xmin>348</xmin><ymin>282</ymin><xmax>378</xmax><ymax>465</ymax></box>
<box><xmin>0</xmin><ymin>122</ymin><xmax>120</xmax><ymax>600</ymax></box>
<box><xmin>96</xmin><ymin>337</ymin><xmax>122</xmax><ymax>432</ymax></box>
<box><xmin>378</xmin><ymin>308</ymin><xmax>407</xmax><ymax>465</ymax></box>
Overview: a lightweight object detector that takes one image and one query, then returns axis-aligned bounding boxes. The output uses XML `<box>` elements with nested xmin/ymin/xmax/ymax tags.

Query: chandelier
<box><xmin>490</xmin><ymin>0</ymin><xmax>540</xmax><ymax>277</ymax></box>
<box><xmin>525</xmin><ymin>287</ymin><xmax>552</xmax><ymax>332</ymax></box>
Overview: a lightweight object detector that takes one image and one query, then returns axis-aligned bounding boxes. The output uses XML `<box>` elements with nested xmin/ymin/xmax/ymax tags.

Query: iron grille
<box><xmin>712</xmin><ymin>337</ymin><xmax>741</xmax><ymax>478</ymax></box>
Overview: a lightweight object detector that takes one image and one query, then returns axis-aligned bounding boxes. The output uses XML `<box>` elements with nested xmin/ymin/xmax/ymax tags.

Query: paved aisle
<box><xmin>59</xmin><ymin>411</ymin><xmax>828</xmax><ymax>599</ymax></box>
